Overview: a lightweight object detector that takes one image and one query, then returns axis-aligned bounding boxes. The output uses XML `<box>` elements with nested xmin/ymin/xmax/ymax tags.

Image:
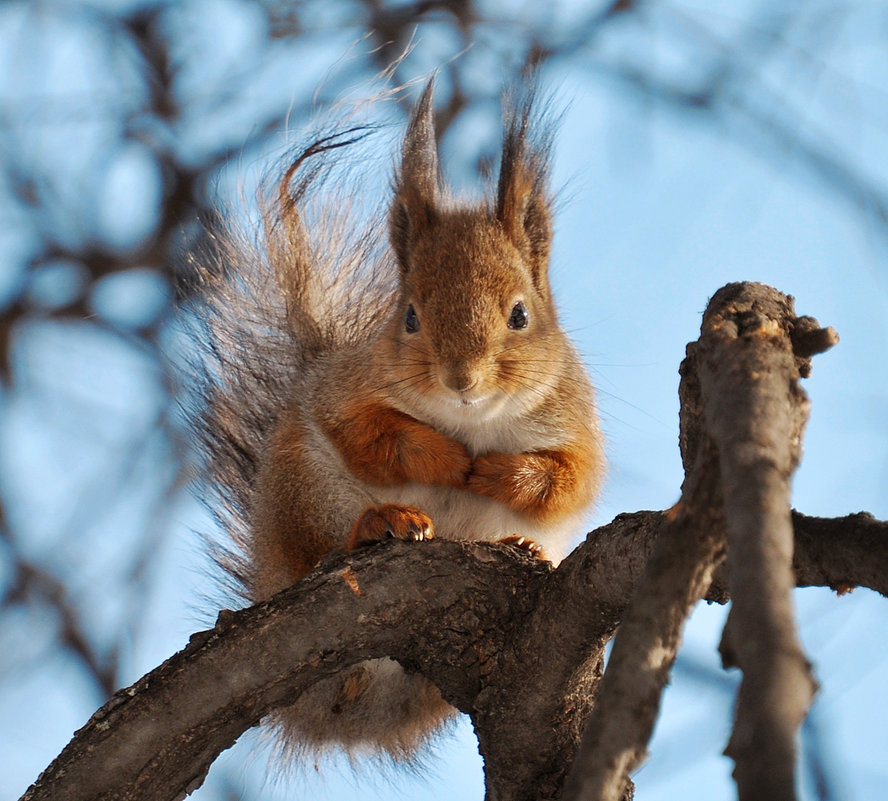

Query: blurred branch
<box><xmin>599</xmin><ymin>60</ymin><xmax>888</xmax><ymax>226</ymax></box>
<box><xmin>583</xmin><ymin>3</ymin><xmax>888</xmax><ymax>229</ymax></box>
<box><xmin>1</xmin><ymin>528</ymin><xmax>118</xmax><ymax>698</ymax></box>
<box><xmin>3</xmin><ymin>0</ymin><xmax>886</xmax><ymax>378</ymax></box>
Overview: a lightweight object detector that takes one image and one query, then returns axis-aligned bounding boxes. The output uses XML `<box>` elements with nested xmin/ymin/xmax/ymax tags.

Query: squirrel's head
<box><xmin>386</xmin><ymin>79</ymin><xmax>566</xmax><ymax>420</ymax></box>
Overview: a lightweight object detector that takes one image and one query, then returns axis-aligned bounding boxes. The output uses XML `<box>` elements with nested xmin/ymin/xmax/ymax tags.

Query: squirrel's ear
<box><xmin>390</xmin><ymin>78</ymin><xmax>439</xmax><ymax>272</ymax></box>
<box><xmin>496</xmin><ymin>86</ymin><xmax>554</xmax><ymax>290</ymax></box>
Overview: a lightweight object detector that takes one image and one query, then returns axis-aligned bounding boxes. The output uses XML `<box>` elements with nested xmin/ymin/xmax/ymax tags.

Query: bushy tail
<box><xmin>183</xmin><ymin>127</ymin><xmax>397</xmax><ymax>603</ymax></box>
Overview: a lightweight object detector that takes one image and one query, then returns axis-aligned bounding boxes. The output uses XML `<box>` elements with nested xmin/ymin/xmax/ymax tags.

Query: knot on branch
<box><xmin>790</xmin><ymin>316</ymin><xmax>839</xmax><ymax>377</ymax></box>
<box><xmin>700</xmin><ymin>282</ymin><xmax>838</xmax><ymax>379</ymax></box>
<box><xmin>701</xmin><ymin>282</ymin><xmax>796</xmax><ymax>339</ymax></box>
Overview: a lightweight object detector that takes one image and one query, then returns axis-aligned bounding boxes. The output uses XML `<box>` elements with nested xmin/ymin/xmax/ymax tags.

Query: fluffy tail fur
<box><xmin>184</xmin><ymin>115</ymin><xmax>456</xmax><ymax>764</ymax></box>
<box><xmin>185</xmin><ymin>126</ymin><xmax>397</xmax><ymax>603</ymax></box>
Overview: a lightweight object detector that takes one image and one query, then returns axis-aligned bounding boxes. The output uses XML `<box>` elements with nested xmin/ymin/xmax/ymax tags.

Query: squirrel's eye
<box><xmin>507</xmin><ymin>301</ymin><xmax>529</xmax><ymax>330</ymax></box>
<box><xmin>404</xmin><ymin>304</ymin><xmax>420</xmax><ymax>334</ymax></box>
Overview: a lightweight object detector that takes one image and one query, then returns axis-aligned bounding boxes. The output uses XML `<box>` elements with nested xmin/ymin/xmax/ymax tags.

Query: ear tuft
<box><xmin>496</xmin><ymin>82</ymin><xmax>556</xmax><ymax>289</ymax></box>
<box><xmin>390</xmin><ymin>78</ymin><xmax>439</xmax><ymax>273</ymax></box>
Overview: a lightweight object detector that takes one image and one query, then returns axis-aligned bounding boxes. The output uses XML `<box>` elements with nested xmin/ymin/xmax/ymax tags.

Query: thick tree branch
<box><xmin>19</xmin><ymin>508</ymin><xmax>886</xmax><ymax>801</ymax></box>
<box><xmin>20</xmin><ymin>541</ymin><xmax>549</xmax><ymax>801</ymax></box>
<box><xmin>790</xmin><ymin>511</ymin><xmax>888</xmax><ymax>596</ymax></box>
<box><xmin>561</xmin><ymin>477</ymin><xmax>725</xmax><ymax>801</ymax></box>
<box><xmin>697</xmin><ymin>285</ymin><xmax>823</xmax><ymax>801</ymax></box>
<box><xmin>18</xmin><ymin>284</ymin><xmax>885</xmax><ymax>801</ymax></box>
<box><xmin>560</xmin><ymin>334</ymin><xmax>730</xmax><ymax>801</ymax></box>
<box><xmin>563</xmin><ymin>283</ymin><xmax>836</xmax><ymax>801</ymax></box>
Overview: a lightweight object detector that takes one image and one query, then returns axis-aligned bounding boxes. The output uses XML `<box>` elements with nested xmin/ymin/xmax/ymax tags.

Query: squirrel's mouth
<box><xmin>446</xmin><ymin>388</ymin><xmax>491</xmax><ymax>406</ymax></box>
<box><xmin>418</xmin><ymin>387</ymin><xmax>509</xmax><ymax>426</ymax></box>
<box><xmin>446</xmin><ymin>390</ymin><xmax>499</xmax><ymax>412</ymax></box>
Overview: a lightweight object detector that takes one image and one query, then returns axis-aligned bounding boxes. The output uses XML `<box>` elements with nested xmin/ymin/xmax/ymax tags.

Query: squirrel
<box><xmin>189</xmin><ymin>78</ymin><xmax>605</xmax><ymax>762</ymax></box>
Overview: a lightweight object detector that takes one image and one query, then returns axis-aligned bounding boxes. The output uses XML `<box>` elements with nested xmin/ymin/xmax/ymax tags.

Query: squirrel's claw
<box><xmin>348</xmin><ymin>504</ymin><xmax>435</xmax><ymax>550</ymax></box>
<box><xmin>497</xmin><ymin>534</ymin><xmax>548</xmax><ymax>561</ymax></box>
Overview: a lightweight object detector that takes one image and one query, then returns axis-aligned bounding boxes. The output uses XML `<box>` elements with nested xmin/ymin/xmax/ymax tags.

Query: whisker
<box><xmin>374</xmin><ymin>373</ymin><xmax>435</xmax><ymax>393</ymax></box>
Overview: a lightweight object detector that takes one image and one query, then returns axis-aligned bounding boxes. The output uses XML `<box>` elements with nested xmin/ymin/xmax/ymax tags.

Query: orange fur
<box><xmin>322</xmin><ymin>400</ymin><xmax>471</xmax><ymax>488</ymax></box>
<box><xmin>347</xmin><ymin>504</ymin><xmax>434</xmax><ymax>550</ymax></box>
<box><xmin>468</xmin><ymin>447</ymin><xmax>595</xmax><ymax>523</ymax></box>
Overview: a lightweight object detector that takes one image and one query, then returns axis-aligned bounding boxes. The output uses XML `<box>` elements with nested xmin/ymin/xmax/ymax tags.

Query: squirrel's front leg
<box><xmin>321</xmin><ymin>400</ymin><xmax>471</xmax><ymax>488</ymax></box>
<box><xmin>467</xmin><ymin>448</ymin><xmax>594</xmax><ymax>524</ymax></box>
<box><xmin>321</xmin><ymin>400</ymin><xmax>468</xmax><ymax>551</ymax></box>
<box><xmin>346</xmin><ymin>504</ymin><xmax>433</xmax><ymax>550</ymax></box>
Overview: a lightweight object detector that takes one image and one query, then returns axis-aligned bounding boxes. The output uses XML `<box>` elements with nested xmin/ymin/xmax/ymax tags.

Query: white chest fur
<box><xmin>372</xmin><ymin>482</ymin><xmax>582</xmax><ymax>564</ymax></box>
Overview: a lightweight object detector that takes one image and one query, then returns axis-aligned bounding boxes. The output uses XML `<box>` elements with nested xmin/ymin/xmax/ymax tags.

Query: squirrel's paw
<box><xmin>496</xmin><ymin>535</ymin><xmax>548</xmax><ymax>561</ymax></box>
<box><xmin>347</xmin><ymin>504</ymin><xmax>434</xmax><ymax>550</ymax></box>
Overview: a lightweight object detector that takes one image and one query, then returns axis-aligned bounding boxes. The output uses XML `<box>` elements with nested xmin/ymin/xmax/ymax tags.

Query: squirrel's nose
<box><xmin>439</xmin><ymin>363</ymin><xmax>481</xmax><ymax>394</ymax></box>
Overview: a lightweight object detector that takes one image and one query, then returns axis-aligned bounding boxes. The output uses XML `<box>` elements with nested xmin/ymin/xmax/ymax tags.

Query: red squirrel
<box><xmin>191</xmin><ymin>79</ymin><xmax>605</xmax><ymax>760</ymax></box>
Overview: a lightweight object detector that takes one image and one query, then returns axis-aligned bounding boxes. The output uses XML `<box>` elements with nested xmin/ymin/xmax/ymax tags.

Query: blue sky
<box><xmin>1</xmin><ymin>2</ymin><xmax>886</xmax><ymax>800</ymax></box>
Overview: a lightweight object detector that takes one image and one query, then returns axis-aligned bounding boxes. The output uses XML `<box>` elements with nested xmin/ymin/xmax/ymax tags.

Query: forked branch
<box><xmin>21</xmin><ymin>284</ymin><xmax>884</xmax><ymax>801</ymax></box>
<box><xmin>563</xmin><ymin>282</ymin><xmax>838</xmax><ymax>801</ymax></box>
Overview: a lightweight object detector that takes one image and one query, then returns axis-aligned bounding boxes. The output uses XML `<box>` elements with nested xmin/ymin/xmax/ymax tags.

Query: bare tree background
<box><xmin>1</xmin><ymin>1</ymin><xmax>887</xmax><ymax>800</ymax></box>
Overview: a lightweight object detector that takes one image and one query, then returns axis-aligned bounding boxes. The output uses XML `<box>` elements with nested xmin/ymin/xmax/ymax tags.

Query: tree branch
<box><xmin>563</xmin><ymin>282</ymin><xmax>836</xmax><ymax>801</ymax></box>
<box><xmin>19</xmin><ymin>508</ymin><xmax>885</xmax><ymax>801</ymax></box>
<box><xmin>560</xmin><ymin>476</ymin><xmax>725</xmax><ymax>801</ymax></box>
<box><xmin>698</xmin><ymin>285</ymin><xmax>823</xmax><ymax>801</ymax></box>
<box><xmin>19</xmin><ymin>540</ymin><xmax>546</xmax><ymax>801</ymax></box>
<box><xmin>18</xmin><ymin>284</ymin><xmax>886</xmax><ymax>801</ymax></box>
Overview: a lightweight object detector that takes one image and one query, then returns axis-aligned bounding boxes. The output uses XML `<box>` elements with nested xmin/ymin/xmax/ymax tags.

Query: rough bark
<box><xmin>562</xmin><ymin>283</ymin><xmax>839</xmax><ymax>801</ymax></box>
<box><xmin>19</xmin><ymin>509</ymin><xmax>886</xmax><ymax>801</ymax></box>
<box><xmin>559</xmin><ymin>477</ymin><xmax>725</xmax><ymax>801</ymax></box>
<box><xmin>19</xmin><ymin>283</ymin><xmax>887</xmax><ymax>801</ymax></box>
<box><xmin>697</xmin><ymin>285</ymin><xmax>824</xmax><ymax>801</ymax></box>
